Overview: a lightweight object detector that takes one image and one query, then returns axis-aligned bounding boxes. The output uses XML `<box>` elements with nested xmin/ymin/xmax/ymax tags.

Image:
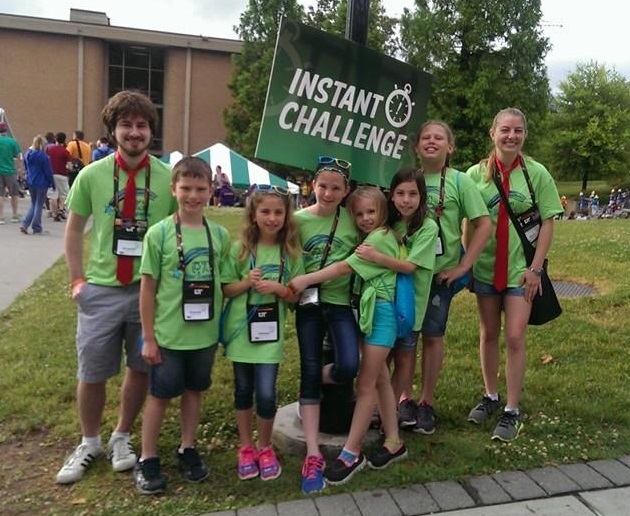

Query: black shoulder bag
<box><xmin>492</xmin><ymin>163</ymin><xmax>562</xmax><ymax>326</ymax></box>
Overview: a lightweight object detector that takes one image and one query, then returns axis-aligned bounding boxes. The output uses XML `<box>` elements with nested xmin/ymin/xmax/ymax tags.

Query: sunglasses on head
<box><xmin>251</xmin><ymin>183</ymin><xmax>289</xmax><ymax>196</ymax></box>
<box><xmin>315</xmin><ymin>155</ymin><xmax>351</xmax><ymax>180</ymax></box>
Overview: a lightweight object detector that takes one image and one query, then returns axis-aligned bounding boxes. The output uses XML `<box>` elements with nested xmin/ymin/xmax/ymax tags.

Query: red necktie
<box><xmin>115</xmin><ymin>153</ymin><xmax>148</xmax><ymax>285</ymax></box>
<box><xmin>493</xmin><ymin>156</ymin><xmax>520</xmax><ymax>291</ymax></box>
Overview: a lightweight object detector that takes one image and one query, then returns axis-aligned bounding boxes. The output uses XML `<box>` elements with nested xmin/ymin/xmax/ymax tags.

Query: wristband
<box><xmin>528</xmin><ymin>267</ymin><xmax>543</xmax><ymax>277</ymax></box>
<box><xmin>70</xmin><ymin>278</ymin><xmax>87</xmax><ymax>289</ymax></box>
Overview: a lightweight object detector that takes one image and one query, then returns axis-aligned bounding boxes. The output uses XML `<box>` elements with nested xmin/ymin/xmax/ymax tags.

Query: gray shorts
<box><xmin>0</xmin><ymin>174</ymin><xmax>19</xmax><ymax>196</ymax></box>
<box><xmin>75</xmin><ymin>283</ymin><xmax>147</xmax><ymax>383</ymax></box>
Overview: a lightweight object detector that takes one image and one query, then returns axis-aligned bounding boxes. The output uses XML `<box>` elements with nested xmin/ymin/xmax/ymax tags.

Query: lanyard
<box><xmin>174</xmin><ymin>214</ymin><xmax>214</xmax><ymax>276</ymax></box>
<box><xmin>319</xmin><ymin>205</ymin><xmax>340</xmax><ymax>269</ymax></box>
<box><xmin>113</xmin><ymin>161</ymin><xmax>151</xmax><ymax>220</ymax></box>
<box><xmin>247</xmin><ymin>247</ymin><xmax>286</xmax><ymax>304</ymax></box>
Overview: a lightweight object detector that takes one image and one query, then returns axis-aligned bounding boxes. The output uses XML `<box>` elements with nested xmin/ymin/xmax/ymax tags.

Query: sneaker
<box><xmin>176</xmin><ymin>447</ymin><xmax>209</xmax><ymax>482</ymax></box>
<box><xmin>56</xmin><ymin>443</ymin><xmax>103</xmax><ymax>484</ymax></box>
<box><xmin>397</xmin><ymin>398</ymin><xmax>417</xmax><ymax>428</ymax></box>
<box><xmin>19</xmin><ymin>226</ymin><xmax>27</xmax><ymax>235</ymax></box>
<box><xmin>367</xmin><ymin>443</ymin><xmax>408</xmax><ymax>470</ymax></box>
<box><xmin>413</xmin><ymin>402</ymin><xmax>436</xmax><ymax>434</ymax></box>
<box><xmin>0</xmin><ymin>218</ymin><xmax>5</xmax><ymax>225</ymax></box>
<box><xmin>133</xmin><ymin>457</ymin><xmax>166</xmax><ymax>495</ymax></box>
<box><xmin>237</xmin><ymin>445</ymin><xmax>259</xmax><ymax>480</ymax></box>
<box><xmin>491</xmin><ymin>411</ymin><xmax>523</xmax><ymax>442</ymax></box>
<box><xmin>258</xmin><ymin>447</ymin><xmax>282</xmax><ymax>481</ymax></box>
<box><xmin>468</xmin><ymin>395</ymin><xmax>502</xmax><ymax>424</ymax></box>
<box><xmin>107</xmin><ymin>434</ymin><xmax>137</xmax><ymax>472</ymax></box>
<box><xmin>54</xmin><ymin>215</ymin><xmax>62</xmax><ymax>222</ymax></box>
<box><xmin>32</xmin><ymin>230</ymin><xmax>50</xmax><ymax>235</ymax></box>
<box><xmin>301</xmin><ymin>454</ymin><xmax>326</xmax><ymax>494</ymax></box>
<box><xmin>11</xmin><ymin>215</ymin><xmax>20</xmax><ymax>223</ymax></box>
<box><xmin>324</xmin><ymin>452</ymin><xmax>366</xmax><ymax>485</ymax></box>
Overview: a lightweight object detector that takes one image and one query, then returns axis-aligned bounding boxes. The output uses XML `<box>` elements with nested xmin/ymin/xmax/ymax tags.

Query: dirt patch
<box><xmin>0</xmin><ymin>431</ymin><xmax>76</xmax><ymax>515</ymax></box>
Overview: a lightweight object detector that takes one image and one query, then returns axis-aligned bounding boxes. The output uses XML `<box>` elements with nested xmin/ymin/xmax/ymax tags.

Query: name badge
<box><xmin>113</xmin><ymin>218</ymin><xmax>147</xmax><ymax>257</ymax></box>
<box><xmin>435</xmin><ymin>234</ymin><xmax>444</xmax><ymax>256</ymax></box>
<box><xmin>299</xmin><ymin>286</ymin><xmax>320</xmax><ymax>307</ymax></box>
<box><xmin>182</xmin><ymin>281</ymin><xmax>213</xmax><ymax>321</ymax></box>
<box><xmin>248</xmin><ymin>302</ymin><xmax>279</xmax><ymax>343</ymax></box>
<box><xmin>516</xmin><ymin>207</ymin><xmax>541</xmax><ymax>245</ymax></box>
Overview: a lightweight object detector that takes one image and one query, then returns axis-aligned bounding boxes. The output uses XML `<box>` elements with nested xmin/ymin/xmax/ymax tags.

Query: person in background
<box><xmin>66</xmin><ymin>130</ymin><xmax>92</xmax><ymax>187</ymax></box>
<box><xmin>0</xmin><ymin>121</ymin><xmax>23</xmax><ymax>224</ymax></box>
<box><xmin>45</xmin><ymin>132</ymin><xmax>72</xmax><ymax>221</ymax></box>
<box><xmin>56</xmin><ymin>90</ymin><xmax>177</xmax><ymax>485</ymax></box>
<box><xmin>134</xmin><ymin>157</ymin><xmax>229</xmax><ymax>494</ymax></box>
<box><xmin>466</xmin><ymin>107</ymin><xmax>563</xmax><ymax>442</ymax></box>
<box><xmin>222</xmin><ymin>184</ymin><xmax>302</xmax><ymax>482</ymax></box>
<box><xmin>20</xmin><ymin>134</ymin><xmax>54</xmax><ymax>235</ymax></box>
<box><xmin>92</xmin><ymin>137</ymin><xmax>115</xmax><ymax>161</ymax></box>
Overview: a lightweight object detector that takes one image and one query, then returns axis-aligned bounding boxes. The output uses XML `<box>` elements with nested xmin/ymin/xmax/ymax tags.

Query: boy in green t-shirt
<box><xmin>134</xmin><ymin>157</ymin><xmax>230</xmax><ymax>495</ymax></box>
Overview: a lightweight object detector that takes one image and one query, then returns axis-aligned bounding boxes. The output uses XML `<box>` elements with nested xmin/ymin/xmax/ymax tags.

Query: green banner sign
<box><xmin>256</xmin><ymin>18</ymin><xmax>432</xmax><ymax>187</ymax></box>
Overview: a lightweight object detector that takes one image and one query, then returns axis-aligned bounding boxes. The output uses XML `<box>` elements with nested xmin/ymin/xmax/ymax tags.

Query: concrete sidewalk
<box><xmin>1</xmin><ymin>197</ymin><xmax>629</xmax><ymax>516</ymax></box>
<box><xmin>202</xmin><ymin>460</ymin><xmax>630</xmax><ymax>516</ymax></box>
<box><xmin>0</xmin><ymin>196</ymin><xmax>67</xmax><ymax>313</ymax></box>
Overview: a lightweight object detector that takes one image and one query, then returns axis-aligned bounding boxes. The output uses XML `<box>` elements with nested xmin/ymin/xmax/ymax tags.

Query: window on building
<box><xmin>108</xmin><ymin>44</ymin><xmax>165</xmax><ymax>154</ymax></box>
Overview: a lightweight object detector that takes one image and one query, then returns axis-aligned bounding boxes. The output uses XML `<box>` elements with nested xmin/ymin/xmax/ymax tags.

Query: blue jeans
<box><xmin>296</xmin><ymin>303</ymin><xmax>360</xmax><ymax>404</ymax></box>
<box><xmin>21</xmin><ymin>188</ymin><xmax>47</xmax><ymax>233</ymax></box>
<box><xmin>233</xmin><ymin>362</ymin><xmax>279</xmax><ymax>419</ymax></box>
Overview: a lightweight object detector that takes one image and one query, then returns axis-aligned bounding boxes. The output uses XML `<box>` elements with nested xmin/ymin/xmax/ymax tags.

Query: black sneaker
<box><xmin>176</xmin><ymin>447</ymin><xmax>209</xmax><ymax>482</ymax></box>
<box><xmin>413</xmin><ymin>402</ymin><xmax>436</xmax><ymax>434</ymax></box>
<box><xmin>397</xmin><ymin>398</ymin><xmax>417</xmax><ymax>428</ymax></box>
<box><xmin>133</xmin><ymin>457</ymin><xmax>166</xmax><ymax>495</ymax></box>
<box><xmin>324</xmin><ymin>453</ymin><xmax>366</xmax><ymax>485</ymax></box>
<box><xmin>367</xmin><ymin>443</ymin><xmax>408</xmax><ymax>470</ymax></box>
<box><xmin>467</xmin><ymin>395</ymin><xmax>502</xmax><ymax>424</ymax></box>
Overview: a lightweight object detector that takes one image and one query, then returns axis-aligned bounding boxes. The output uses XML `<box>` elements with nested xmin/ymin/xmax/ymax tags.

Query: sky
<box><xmin>2</xmin><ymin>0</ymin><xmax>629</xmax><ymax>87</ymax></box>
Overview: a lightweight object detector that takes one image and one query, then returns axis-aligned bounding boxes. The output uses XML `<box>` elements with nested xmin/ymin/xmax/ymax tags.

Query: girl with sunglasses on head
<box><xmin>221</xmin><ymin>184</ymin><xmax>303</xmax><ymax>482</ymax></box>
<box><xmin>407</xmin><ymin>121</ymin><xmax>491</xmax><ymax>435</ymax></box>
<box><xmin>290</xmin><ymin>186</ymin><xmax>409</xmax><ymax>486</ymax></box>
<box><xmin>292</xmin><ymin>156</ymin><xmax>359</xmax><ymax>494</ymax></box>
<box><xmin>353</xmin><ymin>168</ymin><xmax>438</xmax><ymax>429</ymax></box>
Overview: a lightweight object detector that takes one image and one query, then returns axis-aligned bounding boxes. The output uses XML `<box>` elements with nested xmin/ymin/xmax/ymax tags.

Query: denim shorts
<box><xmin>233</xmin><ymin>362</ymin><xmax>279</xmax><ymax>419</ymax></box>
<box><xmin>394</xmin><ymin>330</ymin><xmax>420</xmax><ymax>351</ymax></box>
<box><xmin>364</xmin><ymin>301</ymin><xmax>397</xmax><ymax>348</ymax></box>
<box><xmin>420</xmin><ymin>278</ymin><xmax>455</xmax><ymax>337</ymax></box>
<box><xmin>471</xmin><ymin>279</ymin><xmax>525</xmax><ymax>297</ymax></box>
<box><xmin>149</xmin><ymin>345</ymin><xmax>217</xmax><ymax>399</ymax></box>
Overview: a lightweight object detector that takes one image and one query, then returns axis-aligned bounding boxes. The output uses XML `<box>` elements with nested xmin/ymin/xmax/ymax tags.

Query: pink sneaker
<box><xmin>237</xmin><ymin>445</ymin><xmax>259</xmax><ymax>480</ymax></box>
<box><xmin>257</xmin><ymin>446</ymin><xmax>281</xmax><ymax>481</ymax></box>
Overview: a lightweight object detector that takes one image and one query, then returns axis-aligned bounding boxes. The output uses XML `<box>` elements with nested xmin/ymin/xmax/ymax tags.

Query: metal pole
<box><xmin>345</xmin><ymin>0</ymin><xmax>370</xmax><ymax>45</ymax></box>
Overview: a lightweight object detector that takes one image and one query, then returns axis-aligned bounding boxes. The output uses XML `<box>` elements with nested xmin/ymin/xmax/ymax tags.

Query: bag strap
<box><xmin>319</xmin><ymin>205</ymin><xmax>340</xmax><ymax>270</ymax></box>
<box><xmin>491</xmin><ymin>161</ymin><xmax>535</xmax><ymax>264</ymax></box>
<box><xmin>74</xmin><ymin>139</ymin><xmax>83</xmax><ymax>160</ymax></box>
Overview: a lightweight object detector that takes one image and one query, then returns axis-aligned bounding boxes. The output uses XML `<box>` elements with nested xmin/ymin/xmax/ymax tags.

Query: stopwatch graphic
<box><xmin>385</xmin><ymin>83</ymin><xmax>414</xmax><ymax>128</ymax></box>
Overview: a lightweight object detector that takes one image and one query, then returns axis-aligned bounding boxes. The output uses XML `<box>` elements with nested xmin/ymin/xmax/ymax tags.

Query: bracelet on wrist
<box><xmin>528</xmin><ymin>267</ymin><xmax>543</xmax><ymax>277</ymax></box>
<box><xmin>70</xmin><ymin>278</ymin><xmax>87</xmax><ymax>288</ymax></box>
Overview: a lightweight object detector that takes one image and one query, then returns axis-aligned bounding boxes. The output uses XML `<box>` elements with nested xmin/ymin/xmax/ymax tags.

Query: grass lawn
<box><xmin>1</xmin><ymin>208</ymin><xmax>629</xmax><ymax>515</ymax></box>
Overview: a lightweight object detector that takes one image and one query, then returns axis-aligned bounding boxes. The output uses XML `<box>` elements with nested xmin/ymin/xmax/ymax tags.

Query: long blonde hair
<box><xmin>238</xmin><ymin>189</ymin><xmax>301</xmax><ymax>262</ymax></box>
<box><xmin>482</xmin><ymin>107</ymin><xmax>528</xmax><ymax>182</ymax></box>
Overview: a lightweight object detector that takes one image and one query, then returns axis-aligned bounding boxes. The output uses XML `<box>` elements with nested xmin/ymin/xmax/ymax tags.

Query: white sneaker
<box><xmin>108</xmin><ymin>434</ymin><xmax>137</xmax><ymax>472</ymax></box>
<box><xmin>56</xmin><ymin>443</ymin><xmax>103</xmax><ymax>484</ymax></box>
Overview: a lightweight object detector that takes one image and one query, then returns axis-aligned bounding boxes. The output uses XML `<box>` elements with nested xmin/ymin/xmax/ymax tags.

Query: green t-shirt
<box><xmin>140</xmin><ymin>216</ymin><xmax>230</xmax><ymax>350</ymax></box>
<box><xmin>466</xmin><ymin>157</ymin><xmax>563</xmax><ymax>287</ymax></box>
<box><xmin>424</xmin><ymin>167</ymin><xmax>489</xmax><ymax>273</ymax></box>
<box><xmin>0</xmin><ymin>135</ymin><xmax>21</xmax><ymax>175</ymax></box>
<box><xmin>295</xmin><ymin>206</ymin><xmax>357</xmax><ymax>305</ymax></box>
<box><xmin>67</xmin><ymin>154</ymin><xmax>177</xmax><ymax>286</ymax></box>
<box><xmin>346</xmin><ymin>227</ymin><xmax>398</xmax><ymax>301</ymax></box>
<box><xmin>221</xmin><ymin>242</ymin><xmax>304</xmax><ymax>364</ymax></box>
<box><xmin>394</xmin><ymin>218</ymin><xmax>439</xmax><ymax>331</ymax></box>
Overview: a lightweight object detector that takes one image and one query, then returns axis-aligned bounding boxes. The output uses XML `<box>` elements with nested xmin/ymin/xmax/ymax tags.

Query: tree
<box><xmin>305</xmin><ymin>0</ymin><xmax>400</xmax><ymax>57</ymax></box>
<box><xmin>224</xmin><ymin>0</ymin><xmax>305</xmax><ymax>158</ymax></box>
<box><xmin>542</xmin><ymin>62</ymin><xmax>630</xmax><ymax>189</ymax></box>
<box><xmin>400</xmin><ymin>0</ymin><xmax>550</xmax><ymax>168</ymax></box>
